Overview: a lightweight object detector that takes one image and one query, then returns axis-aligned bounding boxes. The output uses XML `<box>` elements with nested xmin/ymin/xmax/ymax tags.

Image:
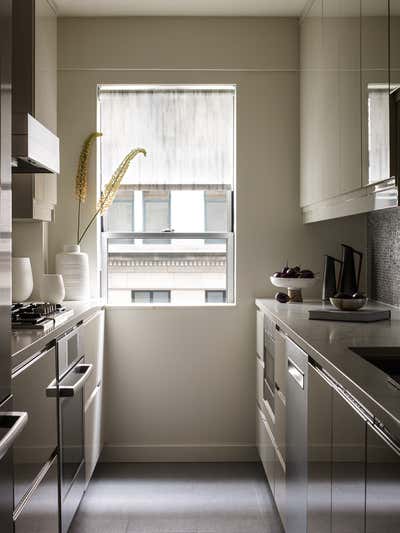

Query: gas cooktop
<box><xmin>12</xmin><ymin>303</ymin><xmax>74</xmax><ymax>331</ymax></box>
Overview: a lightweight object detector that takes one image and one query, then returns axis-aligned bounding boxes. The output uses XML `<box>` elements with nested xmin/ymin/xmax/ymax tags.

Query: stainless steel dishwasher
<box><xmin>285</xmin><ymin>336</ymin><xmax>308</xmax><ymax>533</ymax></box>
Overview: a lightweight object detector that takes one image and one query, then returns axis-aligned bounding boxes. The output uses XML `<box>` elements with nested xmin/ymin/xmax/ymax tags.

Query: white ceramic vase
<box><xmin>12</xmin><ymin>257</ymin><xmax>33</xmax><ymax>302</ymax></box>
<box><xmin>40</xmin><ymin>274</ymin><xmax>65</xmax><ymax>304</ymax></box>
<box><xmin>56</xmin><ymin>245</ymin><xmax>90</xmax><ymax>301</ymax></box>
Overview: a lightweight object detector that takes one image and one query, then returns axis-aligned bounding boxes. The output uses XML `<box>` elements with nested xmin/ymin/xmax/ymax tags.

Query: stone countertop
<box><xmin>256</xmin><ymin>298</ymin><xmax>400</xmax><ymax>438</ymax></box>
<box><xmin>11</xmin><ymin>300</ymin><xmax>104</xmax><ymax>370</ymax></box>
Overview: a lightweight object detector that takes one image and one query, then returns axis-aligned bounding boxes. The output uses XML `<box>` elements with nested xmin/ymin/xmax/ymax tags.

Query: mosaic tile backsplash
<box><xmin>367</xmin><ymin>207</ymin><xmax>400</xmax><ymax>306</ymax></box>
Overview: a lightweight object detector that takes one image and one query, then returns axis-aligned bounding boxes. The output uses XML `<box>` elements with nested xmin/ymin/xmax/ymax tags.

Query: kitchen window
<box><xmin>98</xmin><ymin>85</ymin><xmax>236</xmax><ymax>305</ymax></box>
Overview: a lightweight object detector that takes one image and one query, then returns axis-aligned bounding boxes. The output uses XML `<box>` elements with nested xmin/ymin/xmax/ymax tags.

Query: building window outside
<box><xmin>106</xmin><ymin>189</ymin><xmax>135</xmax><ymax>232</ymax></box>
<box><xmin>143</xmin><ymin>191</ymin><xmax>171</xmax><ymax>244</ymax></box>
<box><xmin>204</xmin><ymin>190</ymin><xmax>229</xmax><ymax>244</ymax></box>
<box><xmin>205</xmin><ymin>290</ymin><xmax>227</xmax><ymax>303</ymax></box>
<box><xmin>99</xmin><ymin>85</ymin><xmax>236</xmax><ymax>305</ymax></box>
<box><xmin>131</xmin><ymin>290</ymin><xmax>171</xmax><ymax>304</ymax></box>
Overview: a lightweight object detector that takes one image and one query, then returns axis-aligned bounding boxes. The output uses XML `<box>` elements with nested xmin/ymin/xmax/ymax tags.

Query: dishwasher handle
<box><xmin>0</xmin><ymin>411</ymin><xmax>28</xmax><ymax>460</ymax></box>
<box><xmin>288</xmin><ymin>358</ymin><xmax>304</xmax><ymax>389</ymax></box>
<box><xmin>46</xmin><ymin>363</ymin><xmax>93</xmax><ymax>398</ymax></box>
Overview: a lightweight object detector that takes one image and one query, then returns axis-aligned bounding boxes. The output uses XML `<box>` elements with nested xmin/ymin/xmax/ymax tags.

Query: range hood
<box><xmin>12</xmin><ymin>0</ymin><xmax>60</xmax><ymax>174</ymax></box>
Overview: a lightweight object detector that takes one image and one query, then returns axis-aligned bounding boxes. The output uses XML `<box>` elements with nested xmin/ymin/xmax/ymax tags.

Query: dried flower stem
<box><xmin>77</xmin><ymin>148</ymin><xmax>146</xmax><ymax>245</ymax></box>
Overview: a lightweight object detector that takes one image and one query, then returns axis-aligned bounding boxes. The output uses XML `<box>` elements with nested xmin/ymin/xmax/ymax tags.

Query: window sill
<box><xmin>105</xmin><ymin>303</ymin><xmax>237</xmax><ymax>310</ymax></box>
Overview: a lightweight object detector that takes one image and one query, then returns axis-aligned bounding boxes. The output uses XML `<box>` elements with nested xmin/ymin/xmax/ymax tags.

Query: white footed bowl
<box><xmin>270</xmin><ymin>276</ymin><xmax>318</xmax><ymax>290</ymax></box>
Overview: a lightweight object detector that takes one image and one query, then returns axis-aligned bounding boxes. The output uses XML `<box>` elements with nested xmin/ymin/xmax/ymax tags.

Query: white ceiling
<box><xmin>53</xmin><ymin>0</ymin><xmax>309</xmax><ymax>18</ymax></box>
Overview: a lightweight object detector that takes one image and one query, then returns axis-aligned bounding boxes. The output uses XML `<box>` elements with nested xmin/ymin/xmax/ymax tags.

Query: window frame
<box><xmin>102</xmin><ymin>231</ymin><xmax>235</xmax><ymax>305</ymax></box>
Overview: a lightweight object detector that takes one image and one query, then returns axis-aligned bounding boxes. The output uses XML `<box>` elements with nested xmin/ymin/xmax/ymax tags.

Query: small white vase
<box><xmin>12</xmin><ymin>257</ymin><xmax>33</xmax><ymax>302</ymax></box>
<box><xmin>40</xmin><ymin>274</ymin><xmax>65</xmax><ymax>304</ymax></box>
<box><xmin>56</xmin><ymin>245</ymin><xmax>90</xmax><ymax>301</ymax></box>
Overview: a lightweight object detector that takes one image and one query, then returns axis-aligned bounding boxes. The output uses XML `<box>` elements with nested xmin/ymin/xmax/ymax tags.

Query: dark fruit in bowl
<box><xmin>293</xmin><ymin>266</ymin><xmax>301</xmax><ymax>274</ymax></box>
<box><xmin>352</xmin><ymin>292</ymin><xmax>365</xmax><ymax>299</ymax></box>
<box><xmin>272</xmin><ymin>271</ymin><xmax>282</xmax><ymax>278</ymax></box>
<box><xmin>285</xmin><ymin>268</ymin><xmax>299</xmax><ymax>278</ymax></box>
<box><xmin>334</xmin><ymin>292</ymin><xmax>352</xmax><ymax>299</ymax></box>
<box><xmin>299</xmin><ymin>269</ymin><xmax>314</xmax><ymax>278</ymax></box>
<box><xmin>275</xmin><ymin>292</ymin><xmax>290</xmax><ymax>304</ymax></box>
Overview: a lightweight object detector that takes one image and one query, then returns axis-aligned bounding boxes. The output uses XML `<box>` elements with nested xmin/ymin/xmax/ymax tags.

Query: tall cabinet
<box><xmin>300</xmin><ymin>0</ymin><xmax>398</xmax><ymax>223</ymax></box>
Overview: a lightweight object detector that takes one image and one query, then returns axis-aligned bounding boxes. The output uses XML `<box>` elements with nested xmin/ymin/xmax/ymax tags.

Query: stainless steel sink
<box><xmin>350</xmin><ymin>347</ymin><xmax>400</xmax><ymax>385</ymax></box>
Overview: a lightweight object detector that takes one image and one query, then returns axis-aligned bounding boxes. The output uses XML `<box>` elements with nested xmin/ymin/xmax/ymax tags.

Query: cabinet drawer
<box><xmin>257</xmin><ymin>406</ymin><xmax>275</xmax><ymax>493</ymax></box>
<box><xmin>275</xmin><ymin>454</ymin><xmax>286</xmax><ymax>528</ymax></box>
<box><xmin>256</xmin><ymin>356</ymin><xmax>264</xmax><ymax>408</ymax></box>
<box><xmin>256</xmin><ymin>310</ymin><xmax>264</xmax><ymax>359</ymax></box>
<box><xmin>274</xmin><ymin>390</ymin><xmax>286</xmax><ymax>462</ymax></box>
<box><xmin>14</xmin><ymin>456</ymin><xmax>58</xmax><ymax>533</ymax></box>
<box><xmin>84</xmin><ymin>384</ymin><xmax>103</xmax><ymax>485</ymax></box>
<box><xmin>82</xmin><ymin>310</ymin><xmax>104</xmax><ymax>403</ymax></box>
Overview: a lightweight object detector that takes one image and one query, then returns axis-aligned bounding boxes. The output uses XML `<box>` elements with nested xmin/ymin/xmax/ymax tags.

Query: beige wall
<box><xmin>51</xmin><ymin>17</ymin><xmax>367</xmax><ymax>461</ymax></box>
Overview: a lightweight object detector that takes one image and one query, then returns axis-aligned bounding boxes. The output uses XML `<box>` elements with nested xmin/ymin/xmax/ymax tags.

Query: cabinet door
<box><xmin>256</xmin><ymin>406</ymin><xmax>275</xmax><ymax>493</ymax></box>
<box><xmin>274</xmin><ymin>328</ymin><xmax>287</xmax><ymax>397</ymax></box>
<box><xmin>361</xmin><ymin>0</ymin><xmax>390</xmax><ymax>186</ymax></box>
<box><xmin>256</xmin><ymin>310</ymin><xmax>264</xmax><ymax>359</ymax></box>
<box><xmin>300</xmin><ymin>0</ymin><xmax>324</xmax><ymax>207</ymax></box>
<box><xmin>307</xmin><ymin>364</ymin><xmax>332</xmax><ymax>533</ymax></box>
<box><xmin>332</xmin><ymin>388</ymin><xmax>366</xmax><ymax>533</ymax></box>
<box><xmin>14</xmin><ymin>456</ymin><xmax>58</xmax><ymax>533</ymax></box>
<box><xmin>366</xmin><ymin>424</ymin><xmax>400</xmax><ymax>533</ymax></box>
<box><xmin>85</xmin><ymin>384</ymin><xmax>103</xmax><ymax>485</ymax></box>
<box><xmin>82</xmin><ymin>310</ymin><xmax>105</xmax><ymax>404</ymax></box>
<box><xmin>338</xmin><ymin>0</ymin><xmax>362</xmax><ymax>194</ymax></box>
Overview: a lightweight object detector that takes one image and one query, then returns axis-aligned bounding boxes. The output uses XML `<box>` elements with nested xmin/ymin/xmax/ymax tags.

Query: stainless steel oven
<box><xmin>47</xmin><ymin>327</ymin><xmax>92</xmax><ymax>533</ymax></box>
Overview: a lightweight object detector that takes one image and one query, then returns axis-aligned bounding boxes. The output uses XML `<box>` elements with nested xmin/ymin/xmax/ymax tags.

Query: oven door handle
<box><xmin>0</xmin><ymin>411</ymin><xmax>28</xmax><ymax>460</ymax></box>
<box><xmin>46</xmin><ymin>363</ymin><xmax>93</xmax><ymax>398</ymax></box>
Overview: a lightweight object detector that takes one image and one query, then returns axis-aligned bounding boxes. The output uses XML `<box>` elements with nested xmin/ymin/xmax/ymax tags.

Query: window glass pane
<box><xmin>205</xmin><ymin>191</ymin><xmax>228</xmax><ymax>244</ymax></box>
<box><xmin>152</xmin><ymin>291</ymin><xmax>171</xmax><ymax>303</ymax></box>
<box><xmin>131</xmin><ymin>291</ymin><xmax>151</xmax><ymax>303</ymax></box>
<box><xmin>205</xmin><ymin>290</ymin><xmax>226</xmax><ymax>303</ymax></box>
<box><xmin>143</xmin><ymin>191</ymin><xmax>170</xmax><ymax>244</ymax></box>
<box><xmin>108</xmin><ymin>237</ymin><xmax>228</xmax><ymax>305</ymax></box>
<box><xmin>107</xmin><ymin>190</ymin><xmax>134</xmax><ymax>232</ymax></box>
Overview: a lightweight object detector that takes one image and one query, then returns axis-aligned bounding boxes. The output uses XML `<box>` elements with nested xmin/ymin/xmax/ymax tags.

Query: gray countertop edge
<box><xmin>256</xmin><ymin>298</ymin><xmax>400</xmax><ymax>439</ymax></box>
<box><xmin>11</xmin><ymin>300</ymin><xmax>104</xmax><ymax>370</ymax></box>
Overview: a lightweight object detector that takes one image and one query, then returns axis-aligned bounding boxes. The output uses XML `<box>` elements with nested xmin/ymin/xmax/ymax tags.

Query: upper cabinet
<box><xmin>300</xmin><ymin>0</ymin><xmax>399</xmax><ymax>223</ymax></box>
<box><xmin>12</xmin><ymin>0</ymin><xmax>58</xmax><ymax>222</ymax></box>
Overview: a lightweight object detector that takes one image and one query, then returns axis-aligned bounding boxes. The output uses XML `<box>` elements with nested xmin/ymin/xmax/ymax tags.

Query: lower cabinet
<box><xmin>366</xmin><ymin>424</ymin><xmax>400</xmax><ymax>533</ymax></box>
<box><xmin>256</xmin><ymin>406</ymin><xmax>275</xmax><ymax>493</ymax></box>
<box><xmin>274</xmin><ymin>454</ymin><xmax>286</xmax><ymax>528</ymax></box>
<box><xmin>14</xmin><ymin>455</ymin><xmax>58</xmax><ymax>533</ymax></box>
<box><xmin>84</xmin><ymin>384</ymin><xmax>103</xmax><ymax>485</ymax></box>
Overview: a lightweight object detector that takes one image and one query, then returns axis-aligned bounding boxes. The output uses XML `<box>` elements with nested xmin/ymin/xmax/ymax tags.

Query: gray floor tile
<box><xmin>71</xmin><ymin>462</ymin><xmax>284</xmax><ymax>533</ymax></box>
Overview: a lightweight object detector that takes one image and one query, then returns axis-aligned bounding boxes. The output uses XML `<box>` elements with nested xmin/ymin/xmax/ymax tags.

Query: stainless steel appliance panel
<box><xmin>263</xmin><ymin>316</ymin><xmax>275</xmax><ymax>414</ymax></box>
<box><xmin>14</xmin><ymin>455</ymin><xmax>58</xmax><ymax>533</ymax></box>
<box><xmin>286</xmin><ymin>337</ymin><xmax>308</xmax><ymax>533</ymax></box>
<box><xmin>12</xmin><ymin>346</ymin><xmax>57</xmax><ymax>506</ymax></box>
<box><xmin>57</xmin><ymin>352</ymin><xmax>92</xmax><ymax>533</ymax></box>
<box><xmin>366</xmin><ymin>422</ymin><xmax>400</xmax><ymax>533</ymax></box>
<box><xmin>307</xmin><ymin>363</ymin><xmax>332</xmax><ymax>533</ymax></box>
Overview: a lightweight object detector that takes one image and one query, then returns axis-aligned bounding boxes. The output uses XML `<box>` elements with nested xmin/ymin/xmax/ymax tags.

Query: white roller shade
<box><xmin>99</xmin><ymin>86</ymin><xmax>235</xmax><ymax>190</ymax></box>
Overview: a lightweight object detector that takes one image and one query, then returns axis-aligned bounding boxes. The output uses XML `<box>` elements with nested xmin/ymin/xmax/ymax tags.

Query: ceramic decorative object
<box><xmin>270</xmin><ymin>276</ymin><xmax>318</xmax><ymax>303</ymax></box>
<box><xmin>40</xmin><ymin>274</ymin><xmax>65</xmax><ymax>304</ymax></box>
<box><xmin>12</xmin><ymin>257</ymin><xmax>33</xmax><ymax>302</ymax></box>
<box><xmin>56</xmin><ymin>245</ymin><xmax>90</xmax><ymax>301</ymax></box>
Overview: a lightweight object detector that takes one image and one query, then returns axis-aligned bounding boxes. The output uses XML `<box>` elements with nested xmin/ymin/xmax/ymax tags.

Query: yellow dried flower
<box><xmin>75</xmin><ymin>132</ymin><xmax>102</xmax><ymax>202</ymax></box>
<box><xmin>97</xmin><ymin>148</ymin><xmax>146</xmax><ymax>215</ymax></box>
